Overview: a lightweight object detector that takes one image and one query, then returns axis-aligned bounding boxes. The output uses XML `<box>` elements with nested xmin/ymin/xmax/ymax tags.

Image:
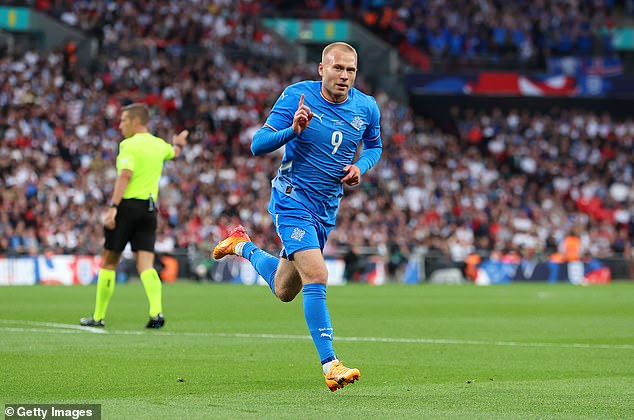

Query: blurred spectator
<box><xmin>560</xmin><ymin>227</ymin><xmax>584</xmax><ymax>262</ymax></box>
<box><xmin>1</xmin><ymin>0</ymin><xmax>634</xmax><ymax>270</ymax></box>
<box><xmin>260</xmin><ymin>0</ymin><xmax>620</xmax><ymax>70</ymax></box>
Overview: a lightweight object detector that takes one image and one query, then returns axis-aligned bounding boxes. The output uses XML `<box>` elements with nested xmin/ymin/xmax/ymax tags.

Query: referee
<box><xmin>80</xmin><ymin>103</ymin><xmax>188</xmax><ymax>329</ymax></box>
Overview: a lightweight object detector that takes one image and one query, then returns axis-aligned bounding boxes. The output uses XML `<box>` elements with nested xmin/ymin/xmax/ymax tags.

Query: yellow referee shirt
<box><xmin>116</xmin><ymin>132</ymin><xmax>175</xmax><ymax>200</ymax></box>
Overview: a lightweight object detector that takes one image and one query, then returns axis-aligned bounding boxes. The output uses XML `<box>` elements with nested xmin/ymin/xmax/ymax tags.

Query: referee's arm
<box><xmin>172</xmin><ymin>130</ymin><xmax>189</xmax><ymax>159</ymax></box>
<box><xmin>104</xmin><ymin>169</ymin><xmax>132</xmax><ymax>230</ymax></box>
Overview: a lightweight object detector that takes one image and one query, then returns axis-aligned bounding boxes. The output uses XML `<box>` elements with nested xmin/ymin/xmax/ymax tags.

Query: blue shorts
<box><xmin>268</xmin><ymin>188</ymin><xmax>333</xmax><ymax>259</ymax></box>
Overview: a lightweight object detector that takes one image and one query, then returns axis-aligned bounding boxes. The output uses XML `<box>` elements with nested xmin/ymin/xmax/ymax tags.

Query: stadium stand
<box><xmin>1</xmin><ymin>0</ymin><xmax>633</xmax><ymax>282</ymax></box>
<box><xmin>258</xmin><ymin>0</ymin><xmax>620</xmax><ymax>71</ymax></box>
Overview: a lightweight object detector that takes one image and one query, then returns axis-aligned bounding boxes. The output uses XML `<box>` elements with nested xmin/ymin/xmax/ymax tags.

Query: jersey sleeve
<box><xmin>165</xmin><ymin>139</ymin><xmax>175</xmax><ymax>160</ymax></box>
<box><xmin>263</xmin><ymin>86</ymin><xmax>298</xmax><ymax>131</ymax></box>
<box><xmin>362</xmin><ymin>97</ymin><xmax>381</xmax><ymax>142</ymax></box>
<box><xmin>116</xmin><ymin>141</ymin><xmax>135</xmax><ymax>174</ymax></box>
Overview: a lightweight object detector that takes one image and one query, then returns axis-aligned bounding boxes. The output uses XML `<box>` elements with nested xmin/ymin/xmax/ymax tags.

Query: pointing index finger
<box><xmin>298</xmin><ymin>93</ymin><xmax>304</xmax><ymax>109</ymax></box>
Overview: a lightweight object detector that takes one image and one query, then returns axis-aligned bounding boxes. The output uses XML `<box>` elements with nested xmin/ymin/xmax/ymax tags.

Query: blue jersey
<box><xmin>264</xmin><ymin>80</ymin><xmax>381</xmax><ymax>226</ymax></box>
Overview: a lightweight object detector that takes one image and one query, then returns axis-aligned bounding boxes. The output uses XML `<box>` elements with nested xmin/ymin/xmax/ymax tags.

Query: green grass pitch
<box><xmin>1</xmin><ymin>282</ymin><xmax>633</xmax><ymax>419</ymax></box>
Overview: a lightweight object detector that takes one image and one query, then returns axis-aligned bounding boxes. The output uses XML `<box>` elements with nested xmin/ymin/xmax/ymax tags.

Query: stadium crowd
<box><xmin>260</xmin><ymin>0</ymin><xmax>619</xmax><ymax>70</ymax></box>
<box><xmin>2</xmin><ymin>0</ymin><xmax>634</xmax><ymax>275</ymax></box>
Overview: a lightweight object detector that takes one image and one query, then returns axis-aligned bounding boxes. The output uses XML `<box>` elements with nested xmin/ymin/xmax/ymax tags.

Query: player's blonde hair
<box><xmin>321</xmin><ymin>42</ymin><xmax>358</xmax><ymax>64</ymax></box>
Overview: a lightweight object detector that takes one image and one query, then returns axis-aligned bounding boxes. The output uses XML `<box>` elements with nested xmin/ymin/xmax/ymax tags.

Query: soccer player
<box><xmin>213</xmin><ymin>42</ymin><xmax>382</xmax><ymax>391</ymax></box>
<box><xmin>80</xmin><ymin>103</ymin><xmax>188</xmax><ymax>329</ymax></box>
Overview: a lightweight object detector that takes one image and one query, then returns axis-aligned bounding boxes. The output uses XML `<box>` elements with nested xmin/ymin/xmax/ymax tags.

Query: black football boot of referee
<box><xmin>80</xmin><ymin>317</ymin><xmax>105</xmax><ymax>328</ymax></box>
<box><xmin>146</xmin><ymin>312</ymin><xmax>165</xmax><ymax>329</ymax></box>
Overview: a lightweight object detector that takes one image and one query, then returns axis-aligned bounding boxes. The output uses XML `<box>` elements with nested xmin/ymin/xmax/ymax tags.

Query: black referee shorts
<box><xmin>104</xmin><ymin>198</ymin><xmax>157</xmax><ymax>253</ymax></box>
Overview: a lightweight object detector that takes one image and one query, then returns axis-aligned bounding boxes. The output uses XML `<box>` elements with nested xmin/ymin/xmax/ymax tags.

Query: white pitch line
<box><xmin>334</xmin><ymin>336</ymin><xmax>634</xmax><ymax>350</ymax></box>
<box><xmin>0</xmin><ymin>319</ymin><xmax>107</xmax><ymax>334</ymax></box>
<box><xmin>202</xmin><ymin>332</ymin><xmax>634</xmax><ymax>350</ymax></box>
<box><xmin>1</xmin><ymin>320</ymin><xmax>632</xmax><ymax>350</ymax></box>
<box><xmin>0</xmin><ymin>327</ymin><xmax>83</xmax><ymax>334</ymax></box>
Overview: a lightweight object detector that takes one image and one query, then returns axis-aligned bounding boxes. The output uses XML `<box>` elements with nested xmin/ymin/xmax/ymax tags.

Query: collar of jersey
<box><xmin>319</xmin><ymin>89</ymin><xmax>350</xmax><ymax>105</ymax></box>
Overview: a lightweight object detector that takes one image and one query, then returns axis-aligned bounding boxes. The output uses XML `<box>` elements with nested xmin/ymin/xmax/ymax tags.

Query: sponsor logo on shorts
<box><xmin>291</xmin><ymin>227</ymin><xmax>306</xmax><ymax>241</ymax></box>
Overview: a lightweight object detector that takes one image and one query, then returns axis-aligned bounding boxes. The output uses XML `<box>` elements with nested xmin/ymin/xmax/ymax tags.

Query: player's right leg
<box><xmin>212</xmin><ymin>225</ymin><xmax>251</xmax><ymax>259</ymax></box>
<box><xmin>212</xmin><ymin>225</ymin><xmax>278</xmax><ymax>287</ymax></box>
<box><xmin>272</xmin><ymin>258</ymin><xmax>302</xmax><ymax>302</ymax></box>
<box><xmin>213</xmin><ymin>225</ymin><xmax>302</xmax><ymax>299</ymax></box>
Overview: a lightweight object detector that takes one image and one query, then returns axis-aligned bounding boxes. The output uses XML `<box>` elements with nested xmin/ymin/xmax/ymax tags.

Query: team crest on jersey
<box><xmin>350</xmin><ymin>116</ymin><xmax>365</xmax><ymax>131</ymax></box>
<box><xmin>291</xmin><ymin>228</ymin><xmax>306</xmax><ymax>242</ymax></box>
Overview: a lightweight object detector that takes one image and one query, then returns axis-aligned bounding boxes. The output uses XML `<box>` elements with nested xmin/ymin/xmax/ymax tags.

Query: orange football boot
<box><xmin>213</xmin><ymin>225</ymin><xmax>251</xmax><ymax>259</ymax></box>
<box><xmin>324</xmin><ymin>361</ymin><xmax>360</xmax><ymax>392</ymax></box>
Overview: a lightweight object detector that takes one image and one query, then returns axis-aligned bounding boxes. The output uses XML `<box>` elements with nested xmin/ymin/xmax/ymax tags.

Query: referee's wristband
<box><xmin>109</xmin><ymin>202</ymin><xmax>118</xmax><ymax>208</ymax></box>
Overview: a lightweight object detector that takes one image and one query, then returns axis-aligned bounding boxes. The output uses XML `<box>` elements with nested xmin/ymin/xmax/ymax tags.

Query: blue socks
<box><xmin>303</xmin><ymin>283</ymin><xmax>336</xmax><ymax>364</ymax></box>
<box><xmin>241</xmin><ymin>242</ymin><xmax>278</xmax><ymax>293</ymax></box>
<box><xmin>240</xmin><ymin>244</ymin><xmax>336</xmax><ymax>364</ymax></box>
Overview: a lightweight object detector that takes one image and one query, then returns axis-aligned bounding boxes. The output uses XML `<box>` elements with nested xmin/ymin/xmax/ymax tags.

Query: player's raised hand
<box><xmin>341</xmin><ymin>164</ymin><xmax>361</xmax><ymax>186</ymax></box>
<box><xmin>292</xmin><ymin>94</ymin><xmax>312</xmax><ymax>134</ymax></box>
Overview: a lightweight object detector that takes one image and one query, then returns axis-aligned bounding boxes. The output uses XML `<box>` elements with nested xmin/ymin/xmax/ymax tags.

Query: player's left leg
<box><xmin>292</xmin><ymin>249</ymin><xmax>360</xmax><ymax>391</ymax></box>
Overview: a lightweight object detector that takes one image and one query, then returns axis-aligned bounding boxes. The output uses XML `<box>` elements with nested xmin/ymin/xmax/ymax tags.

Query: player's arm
<box><xmin>251</xmin><ymin>126</ymin><xmax>297</xmax><ymax>156</ymax></box>
<box><xmin>355</xmin><ymin>137</ymin><xmax>383</xmax><ymax>175</ymax></box>
<box><xmin>104</xmin><ymin>169</ymin><xmax>132</xmax><ymax>230</ymax></box>
<box><xmin>251</xmin><ymin>93</ymin><xmax>312</xmax><ymax>156</ymax></box>
<box><xmin>341</xmin><ymin>137</ymin><xmax>382</xmax><ymax>186</ymax></box>
<box><xmin>342</xmin><ymin>99</ymin><xmax>382</xmax><ymax>186</ymax></box>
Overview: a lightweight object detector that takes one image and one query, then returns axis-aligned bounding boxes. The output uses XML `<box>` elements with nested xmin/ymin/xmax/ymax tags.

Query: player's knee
<box><xmin>276</xmin><ymin>287</ymin><xmax>300</xmax><ymax>302</ymax></box>
<box><xmin>275</xmin><ymin>280</ymin><xmax>302</xmax><ymax>302</ymax></box>
<box><xmin>277</xmin><ymin>294</ymin><xmax>296</xmax><ymax>303</ymax></box>
<box><xmin>301</xmin><ymin>271</ymin><xmax>328</xmax><ymax>285</ymax></box>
